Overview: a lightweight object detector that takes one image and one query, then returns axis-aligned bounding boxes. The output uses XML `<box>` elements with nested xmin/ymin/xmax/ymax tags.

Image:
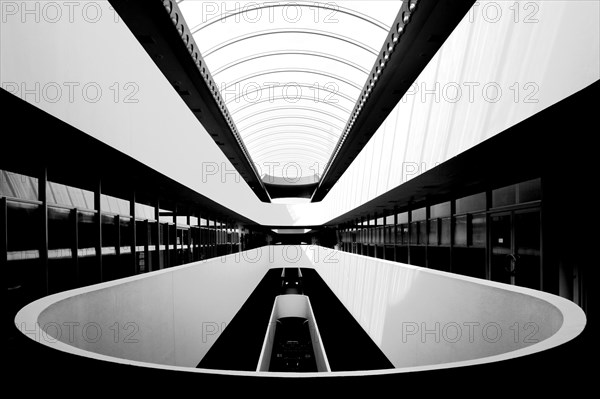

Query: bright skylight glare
<box><xmin>178</xmin><ymin>0</ymin><xmax>403</xmax><ymax>180</ymax></box>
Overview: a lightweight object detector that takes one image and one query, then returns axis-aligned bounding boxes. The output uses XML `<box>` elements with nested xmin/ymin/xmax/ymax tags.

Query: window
<box><xmin>471</xmin><ymin>213</ymin><xmax>486</xmax><ymax>247</ymax></box>
<box><xmin>430</xmin><ymin>201</ymin><xmax>450</xmax><ymax>218</ymax></box>
<box><xmin>492</xmin><ymin>178</ymin><xmax>541</xmax><ymax>208</ymax></box>
<box><xmin>411</xmin><ymin>207</ymin><xmax>426</xmax><ymax>222</ymax></box>
<box><xmin>440</xmin><ymin>218</ymin><xmax>451</xmax><ymax>245</ymax></box>
<box><xmin>429</xmin><ymin>219</ymin><xmax>439</xmax><ymax>246</ymax></box>
<box><xmin>456</xmin><ymin>192</ymin><xmax>486</xmax><ymax>214</ymax></box>
<box><xmin>401</xmin><ymin>224</ymin><xmax>409</xmax><ymax>245</ymax></box>
<box><xmin>397</xmin><ymin>212</ymin><xmax>408</xmax><ymax>224</ymax></box>
<box><xmin>410</xmin><ymin>222</ymin><xmax>419</xmax><ymax>245</ymax></box>
<box><xmin>454</xmin><ymin>215</ymin><xmax>467</xmax><ymax>246</ymax></box>
<box><xmin>418</xmin><ymin>220</ymin><xmax>427</xmax><ymax>245</ymax></box>
<box><xmin>1</xmin><ymin>170</ymin><xmax>38</xmax><ymax>201</ymax></box>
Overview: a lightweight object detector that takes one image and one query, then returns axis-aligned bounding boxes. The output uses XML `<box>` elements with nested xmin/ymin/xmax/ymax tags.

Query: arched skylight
<box><xmin>178</xmin><ymin>1</ymin><xmax>403</xmax><ymax>180</ymax></box>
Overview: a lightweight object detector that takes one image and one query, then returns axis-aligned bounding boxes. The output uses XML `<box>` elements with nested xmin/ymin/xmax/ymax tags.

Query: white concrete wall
<box><xmin>309</xmin><ymin>248</ymin><xmax>576</xmax><ymax>368</ymax></box>
<box><xmin>35</xmin><ymin>249</ymin><xmax>275</xmax><ymax>367</ymax></box>
<box><xmin>17</xmin><ymin>246</ymin><xmax>585</xmax><ymax>375</ymax></box>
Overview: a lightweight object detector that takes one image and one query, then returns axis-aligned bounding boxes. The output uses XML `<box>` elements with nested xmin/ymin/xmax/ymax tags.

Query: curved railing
<box><xmin>15</xmin><ymin>245</ymin><xmax>586</xmax><ymax>377</ymax></box>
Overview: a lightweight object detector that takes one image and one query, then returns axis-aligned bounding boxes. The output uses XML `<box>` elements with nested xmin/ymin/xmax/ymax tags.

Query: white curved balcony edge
<box><xmin>15</xmin><ymin>245</ymin><xmax>586</xmax><ymax>378</ymax></box>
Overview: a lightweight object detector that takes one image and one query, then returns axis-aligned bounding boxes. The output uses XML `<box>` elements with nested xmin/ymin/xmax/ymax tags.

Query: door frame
<box><xmin>488</xmin><ymin>205</ymin><xmax>542</xmax><ymax>289</ymax></box>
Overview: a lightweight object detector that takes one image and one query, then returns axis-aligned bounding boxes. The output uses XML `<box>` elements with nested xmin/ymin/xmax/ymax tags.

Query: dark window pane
<box><xmin>419</xmin><ymin>221</ymin><xmax>427</xmax><ymax>245</ymax></box>
<box><xmin>401</xmin><ymin>225</ymin><xmax>409</xmax><ymax>245</ymax></box>
<box><xmin>77</xmin><ymin>210</ymin><xmax>96</xmax><ymax>257</ymax></box>
<box><xmin>454</xmin><ymin>215</ymin><xmax>467</xmax><ymax>246</ymax></box>
<box><xmin>518</xmin><ymin>178</ymin><xmax>541</xmax><ymax>203</ymax></box>
<box><xmin>410</xmin><ymin>223</ymin><xmax>419</xmax><ymax>245</ymax></box>
<box><xmin>440</xmin><ymin>218</ymin><xmax>451</xmax><ymax>245</ymax></box>
<box><xmin>48</xmin><ymin>208</ymin><xmax>77</xmax><ymax>293</ymax></box>
<box><xmin>386</xmin><ymin>226</ymin><xmax>395</xmax><ymax>244</ymax></box>
<box><xmin>120</xmin><ymin>217</ymin><xmax>132</xmax><ymax>252</ymax></box>
<box><xmin>48</xmin><ymin>207</ymin><xmax>72</xmax><ymax>254</ymax></box>
<box><xmin>471</xmin><ymin>214</ymin><xmax>487</xmax><ymax>247</ymax></box>
<box><xmin>492</xmin><ymin>185</ymin><xmax>516</xmax><ymax>208</ymax></box>
<box><xmin>429</xmin><ymin>219</ymin><xmax>438</xmax><ymax>246</ymax></box>
<box><xmin>7</xmin><ymin>201</ymin><xmax>39</xmax><ymax>254</ymax></box>
<box><xmin>149</xmin><ymin>221</ymin><xmax>158</xmax><ymax>247</ymax></box>
<box><xmin>101</xmin><ymin>214</ymin><xmax>117</xmax><ymax>255</ymax></box>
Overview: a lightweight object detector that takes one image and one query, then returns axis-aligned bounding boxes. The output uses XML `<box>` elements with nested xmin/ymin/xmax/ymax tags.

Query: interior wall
<box><xmin>36</xmin><ymin>249</ymin><xmax>274</xmax><ymax>366</ymax></box>
<box><xmin>309</xmin><ymin>247</ymin><xmax>569</xmax><ymax>368</ymax></box>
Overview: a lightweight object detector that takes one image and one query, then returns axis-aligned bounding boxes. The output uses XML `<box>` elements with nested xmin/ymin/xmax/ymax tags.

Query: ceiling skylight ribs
<box><xmin>179</xmin><ymin>0</ymin><xmax>403</xmax><ymax>182</ymax></box>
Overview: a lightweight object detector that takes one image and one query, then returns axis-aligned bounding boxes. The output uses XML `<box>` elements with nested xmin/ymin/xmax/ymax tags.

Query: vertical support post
<box><xmin>382</xmin><ymin>212</ymin><xmax>387</xmax><ymax>260</ymax></box>
<box><xmin>94</xmin><ymin>178</ymin><xmax>103</xmax><ymax>282</ymax></box>
<box><xmin>165</xmin><ymin>216</ymin><xmax>170</xmax><ymax>268</ymax></box>
<box><xmin>115</xmin><ymin>214</ymin><xmax>121</xmax><ymax>258</ymax></box>
<box><xmin>196</xmin><ymin>212</ymin><xmax>204</xmax><ymax>261</ymax></box>
<box><xmin>407</xmin><ymin>207</ymin><xmax>412</xmax><ymax>265</ymax></box>
<box><xmin>71</xmin><ymin>208</ymin><xmax>79</xmax><ymax>286</ymax></box>
<box><xmin>169</xmin><ymin>205</ymin><xmax>179</xmax><ymax>266</ymax></box>
<box><xmin>393</xmin><ymin>208</ymin><xmax>398</xmax><ymax>262</ymax></box>
<box><xmin>187</xmin><ymin>215</ymin><xmax>192</xmax><ymax>263</ymax></box>
<box><xmin>154</xmin><ymin>200</ymin><xmax>161</xmax><ymax>270</ymax></box>
<box><xmin>39</xmin><ymin>168</ymin><xmax>49</xmax><ymax>294</ymax></box>
<box><xmin>373</xmin><ymin>214</ymin><xmax>378</xmax><ymax>259</ymax></box>
<box><xmin>173</xmin><ymin>206</ymin><xmax>178</xmax><ymax>266</ymax></box>
<box><xmin>143</xmin><ymin>219</ymin><xmax>150</xmax><ymax>273</ymax></box>
<box><xmin>450</xmin><ymin>200</ymin><xmax>456</xmax><ymax>274</ymax></box>
<box><xmin>131</xmin><ymin>192</ymin><xmax>137</xmax><ymax>275</ymax></box>
<box><xmin>1</xmin><ymin>197</ymin><xmax>8</xmax><ymax>271</ymax></box>
<box><xmin>360</xmin><ymin>218</ymin><xmax>364</xmax><ymax>254</ymax></box>
<box><xmin>485</xmin><ymin>190</ymin><xmax>492</xmax><ymax>281</ymax></box>
<box><xmin>425</xmin><ymin>205</ymin><xmax>430</xmax><ymax>268</ymax></box>
<box><xmin>229</xmin><ymin>223</ymin><xmax>232</xmax><ymax>254</ymax></box>
<box><xmin>212</xmin><ymin>219</ymin><xmax>217</xmax><ymax>258</ymax></box>
<box><xmin>367</xmin><ymin>216</ymin><xmax>371</xmax><ymax>256</ymax></box>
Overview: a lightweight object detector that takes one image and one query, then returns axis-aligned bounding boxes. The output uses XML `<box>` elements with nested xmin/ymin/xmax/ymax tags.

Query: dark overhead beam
<box><xmin>109</xmin><ymin>0</ymin><xmax>271</xmax><ymax>202</ymax></box>
<box><xmin>312</xmin><ymin>0</ymin><xmax>476</xmax><ymax>202</ymax></box>
<box><xmin>263</xmin><ymin>183</ymin><xmax>319</xmax><ymax>199</ymax></box>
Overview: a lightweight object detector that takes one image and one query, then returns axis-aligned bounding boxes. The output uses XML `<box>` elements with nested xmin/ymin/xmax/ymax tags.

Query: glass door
<box><xmin>490</xmin><ymin>209</ymin><xmax>541</xmax><ymax>290</ymax></box>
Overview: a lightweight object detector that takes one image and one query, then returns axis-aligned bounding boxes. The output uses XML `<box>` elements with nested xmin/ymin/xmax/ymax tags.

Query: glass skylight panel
<box><xmin>178</xmin><ymin>1</ymin><xmax>403</xmax><ymax>180</ymax></box>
